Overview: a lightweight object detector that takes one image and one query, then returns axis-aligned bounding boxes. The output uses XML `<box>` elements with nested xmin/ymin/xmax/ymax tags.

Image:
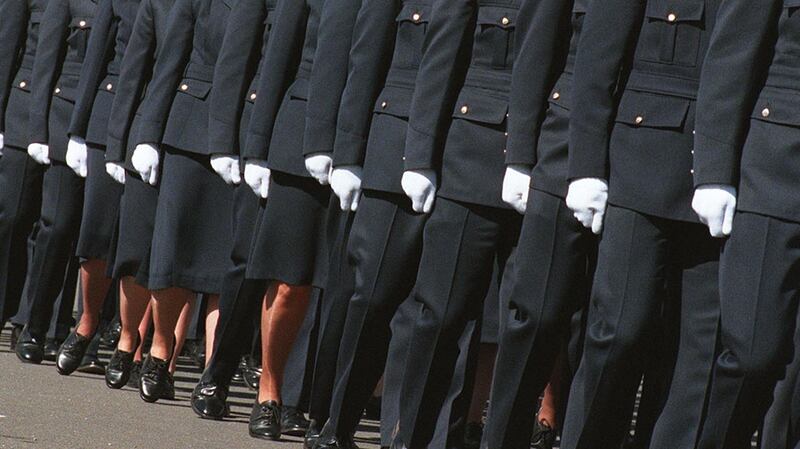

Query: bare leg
<box><xmin>134</xmin><ymin>304</ymin><xmax>152</xmax><ymax>363</ymax></box>
<box><xmin>150</xmin><ymin>287</ymin><xmax>193</xmax><ymax>361</ymax></box>
<box><xmin>118</xmin><ymin>276</ymin><xmax>151</xmax><ymax>353</ymax></box>
<box><xmin>539</xmin><ymin>353</ymin><xmax>565</xmax><ymax>430</ymax></box>
<box><xmin>204</xmin><ymin>294</ymin><xmax>220</xmax><ymax>366</ymax></box>
<box><xmin>170</xmin><ymin>298</ymin><xmax>195</xmax><ymax>374</ymax></box>
<box><xmin>257</xmin><ymin>282</ymin><xmax>312</xmax><ymax>403</ymax></box>
<box><xmin>468</xmin><ymin>343</ymin><xmax>498</xmax><ymax>424</ymax></box>
<box><xmin>75</xmin><ymin>259</ymin><xmax>114</xmax><ymax>337</ymax></box>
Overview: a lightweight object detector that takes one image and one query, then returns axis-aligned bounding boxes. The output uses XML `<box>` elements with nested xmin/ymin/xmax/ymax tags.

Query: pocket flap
<box><xmin>751</xmin><ymin>88</ymin><xmax>800</xmax><ymax>127</ymax></box>
<box><xmin>13</xmin><ymin>74</ymin><xmax>31</xmax><ymax>92</ymax></box>
<box><xmin>69</xmin><ymin>17</ymin><xmax>92</xmax><ymax>29</ymax></box>
<box><xmin>396</xmin><ymin>3</ymin><xmax>431</xmax><ymax>24</ymax></box>
<box><xmin>645</xmin><ymin>0</ymin><xmax>704</xmax><ymax>22</ymax></box>
<box><xmin>451</xmin><ymin>88</ymin><xmax>508</xmax><ymax>125</ymax></box>
<box><xmin>548</xmin><ymin>74</ymin><xmax>572</xmax><ymax>111</ymax></box>
<box><xmin>477</xmin><ymin>6</ymin><xmax>518</xmax><ymax>29</ymax></box>
<box><xmin>287</xmin><ymin>77</ymin><xmax>309</xmax><ymax>101</ymax></box>
<box><xmin>176</xmin><ymin>77</ymin><xmax>212</xmax><ymax>100</ymax></box>
<box><xmin>615</xmin><ymin>90</ymin><xmax>690</xmax><ymax>129</ymax></box>
<box><xmin>373</xmin><ymin>84</ymin><xmax>414</xmax><ymax>118</ymax></box>
<box><xmin>99</xmin><ymin>74</ymin><xmax>119</xmax><ymax>93</ymax></box>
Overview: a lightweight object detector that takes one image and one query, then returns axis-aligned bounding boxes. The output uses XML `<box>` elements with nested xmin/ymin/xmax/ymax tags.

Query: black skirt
<box><xmin>245</xmin><ymin>171</ymin><xmax>330</xmax><ymax>287</ymax></box>
<box><xmin>111</xmin><ymin>172</ymin><xmax>158</xmax><ymax>287</ymax></box>
<box><xmin>148</xmin><ymin>147</ymin><xmax>235</xmax><ymax>294</ymax></box>
<box><xmin>76</xmin><ymin>146</ymin><xmax>124</xmax><ymax>261</ymax></box>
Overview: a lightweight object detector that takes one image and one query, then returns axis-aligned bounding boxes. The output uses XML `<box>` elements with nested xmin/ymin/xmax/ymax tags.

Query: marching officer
<box><xmin>561</xmin><ymin>0</ymin><xmax>728</xmax><ymax>448</ymax></box>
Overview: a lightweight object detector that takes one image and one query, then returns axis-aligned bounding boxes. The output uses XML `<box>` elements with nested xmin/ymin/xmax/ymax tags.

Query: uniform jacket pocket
<box><xmin>53</xmin><ymin>76</ymin><xmax>80</xmax><ymax>103</ymax></box>
<box><xmin>287</xmin><ymin>77</ymin><xmax>309</xmax><ymax>101</ymax></box>
<box><xmin>615</xmin><ymin>90</ymin><xmax>690</xmax><ymax>130</ymax></box>
<box><xmin>751</xmin><ymin>87</ymin><xmax>800</xmax><ymax>128</ymax></box>
<box><xmin>176</xmin><ymin>78</ymin><xmax>212</xmax><ymax>100</ymax></box>
<box><xmin>67</xmin><ymin>17</ymin><xmax>93</xmax><ymax>59</ymax></box>
<box><xmin>548</xmin><ymin>75</ymin><xmax>571</xmax><ymax>111</ymax></box>
<box><xmin>451</xmin><ymin>88</ymin><xmax>508</xmax><ymax>126</ymax></box>
<box><xmin>475</xmin><ymin>5</ymin><xmax>518</xmax><ymax>68</ymax></box>
<box><xmin>373</xmin><ymin>85</ymin><xmax>414</xmax><ymax>119</ymax></box>
<box><xmin>639</xmin><ymin>0</ymin><xmax>704</xmax><ymax>67</ymax></box>
<box><xmin>394</xmin><ymin>3</ymin><xmax>431</xmax><ymax>67</ymax></box>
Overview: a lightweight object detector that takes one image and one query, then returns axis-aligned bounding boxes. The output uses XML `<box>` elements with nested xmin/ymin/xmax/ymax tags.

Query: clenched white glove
<box><xmin>401</xmin><ymin>169</ymin><xmax>437</xmax><ymax>214</ymax></box>
<box><xmin>131</xmin><ymin>143</ymin><xmax>160</xmax><ymax>186</ymax></box>
<box><xmin>305</xmin><ymin>153</ymin><xmax>332</xmax><ymax>185</ymax></box>
<box><xmin>692</xmin><ymin>184</ymin><xmax>737</xmax><ymax>238</ymax></box>
<box><xmin>66</xmin><ymin>136</ymin><xmax>88</xmax><ymax>177</ymax></box>
<box><xmin>502</xmin><ymin>164</ymin><xmax>532</xmax><ymax>215</ymax></box>
<box><xmin>210</xmin><ymin>155</ymin><xmax>241</xmax><ymax>185</ymax></box>
<box><xmin>330</xmin><ymin>165</ymin><xmax>362</xmax><ymax>212</ymax></box>
<box><xmin>244</xmin><ymin>159</ymin><xmax>271</xmax><ymax>199</ymax></box>
<box><xmin>105</xmin><ymin>162</ymin><xmax>126</xmax><ymax>184</ymax></box>
<box><xmin>0</xmin><ymin>133</ymin><xmax>4</xmax><ymax>156</ymax></box>
<box><xmin>27</xmin><ymin>143</ymin><xmax>50</xmax><ymax>165</ymax></box>
<box><xmin>566</xmin><ymin>178</ymin><xmax>609</xmax><ymax>235</ymax></box>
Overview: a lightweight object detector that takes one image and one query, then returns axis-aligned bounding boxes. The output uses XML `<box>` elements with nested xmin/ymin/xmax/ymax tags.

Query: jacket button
<box><xmin>690</xmin><ymin>169</ymin><xmax>695</xmax><ymax>174</ymax></box>
<box><xmin>402</xmin><ymin>156</ymin><xmax>406</xmax><ymax>161</ymax></box>
<box><xmin>250</xmin><ymin>92</ymin><xmax>257</xmax><ymax>100</ymax></box>
<box><xmin>460</xmin><ymin>105</ymin><xmax>469</xmax><ymax>114</ymax></box>
<box><xmin>634</xmin><ymin>116</ymin><xmax>644</xmax><ymax>125</ymax></box>
<box><xmin>761</xmin><ymin>107</ymin><xmax>770</xmax><ymax>118</ymax></box>
<box><xmin>667</xmin><ymin>13</ymin><xmax>676</xmax><ymax>22</ymax></box>
<box><xmin>19</xmin><ymin>81</ymin><xmax>26</xmax><ymax>88</ymax></box>
<box><xmin>180</xmin><ymin>84</ymin><xmax>189</xmax><ymax>91</ymax></box>
<box><xmin>504</xmin><ymin>132</ymin><xmax>508</xmax><ymax>136</ymax></box>
<box><xmin>501</xmin><ymin>16</ymin><xmax>510</xmax><ymax>25</ymax></box>
<box><xmin>412</xmin><ymin>12</ymin><xmax>421</xmax><ymax>22</ymax></box>
<box><xmin>552</xmin><ymin>92</ymin><xmax>560</xmax><ymax>100</ymax></box>
<box><xmin>79</xmin><ymin>20</ymin><xmax>87</xmax><ymax>27</ymax></box>
<box><xmin>381</xmin><ymin>101</ymin><xmax>388</xmax><ymax>109</ymax></box>
<box><xmin>54</xmin><ymin>87</ymin><xmax>61</xmax><ymax>94</ymax></box>
<box><xmin>106</xmin><ymin>83</ymin><xmax>113</xmax><ymax>91</ymax></box>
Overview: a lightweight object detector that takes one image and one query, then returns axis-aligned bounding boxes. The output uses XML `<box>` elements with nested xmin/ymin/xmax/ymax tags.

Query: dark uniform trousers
<box><xmin>760</xmin><ymin>316</ymin><xmax>800</xmax><ymax>449</ymax></box>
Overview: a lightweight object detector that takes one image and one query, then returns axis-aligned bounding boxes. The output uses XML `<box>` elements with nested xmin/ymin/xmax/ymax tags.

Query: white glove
<box><xmin>566</xmin><ymin>178</ymin><xmax>609</xmax><ymax>235</ymax></box>
<box><xmin>131</xmin><ymin>143</ymin><xmax>160</xmax><ymax>186</ymax></box>
<box><xmin>210</xmin><ymin>155</ymin><xmax>241</xmax><ymax>185</ymax></box>
<box><xmin>0</xmin><ymin>133</ymin><xmax>4</xmax><ymax>156</ymax></box>
<box><xmin>305</xmin><ymin>153</ymin><xmax>332</xmax><ymax>185</ymax></box>
<box><xmin>401</xmin><ymin>169</ymin><xmax>437</xmax><ymax>214</ymax></box>
<box><xmin>502</xmin><ymin>164</ymin><xmax>532</xmax><ymax>215</ymax></box>
<box><xmin>66</xmin><ymin>136</ymin><xmax>88</xmax><ymax>177</ymax></box>
<box><xmin>330</xmin><ymin>165</ymin><xmax>363</xmax><ymax>212</ymax></box>
<box><xmin>27</xmin><ymin>143</ymin><xmax>50</xmax><ymax>165</ymax></box>
<box><xmin>244</xmin><ymin>159</ymin><xmax>271</xmax><ymax>199</ymax></box>
<box><xmin>105</xmin><ymin>162</ymin><xmax>126</xmax><ymax>185</ymax></box>
<box><xmin>692</xmin><ymin>184</ymin><xmax>737</xmax><ymax>238</ymax></box>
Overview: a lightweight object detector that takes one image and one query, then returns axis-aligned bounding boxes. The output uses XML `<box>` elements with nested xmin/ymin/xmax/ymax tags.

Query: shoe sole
<box><xmin>283</xmin><ymin>426</ymin><xmax>308</xmax><ymax>437</ymax></box>
<box><xmin>249</xmin><ymin>430</ymin><xmax>281</xmax><ymax>441</ymax></box>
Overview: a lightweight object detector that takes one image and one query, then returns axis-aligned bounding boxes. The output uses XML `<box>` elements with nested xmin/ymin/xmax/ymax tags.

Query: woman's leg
<box><xmin>135</xmin><ymin>303</ymin><xmax>152</xmax><ymax>363</ymax></box>
<box><xmin>75</xmin><ymin>259</ymin><xmax>113</xmax><ymax>337</ymax></box>
<box><xmin>204</xmin><ymin>294</ymin><xmax>220</xmax><ymax>365</ymax></box>
<box><xmin>150</xmin><ymin>287</ymin><xmax>193</xmax><ymax>361</ymax></box>
<box><xmin>118</xmin><ymin>276</ymin><xmax>150</xmax><ymax>353</ymax></box>
<box><xmin>170</xmin><ymin>298</ymin><xmax>196</xmax><ymax>373</ymax></box>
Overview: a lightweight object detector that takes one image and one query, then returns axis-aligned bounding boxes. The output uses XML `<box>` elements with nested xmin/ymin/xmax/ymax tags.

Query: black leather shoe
<box><xmin>243</xmin><ymin>357</ymin><xmax>262</xmax><ymax>391</ymax></box>
<box><xmin>15</xmin><ymin>328</ymin><xmax>44</xmax><ymax>364</ymax></box>
<box><xmin>463</xmin><ymin>422</ymin><xmax>483</xmax><ymax>449</ymax></box>
<box><xmin>106</xmin><ymin>347</ymin><xmax>137</xmax><ymax>389</ymax></box>
<box><xmin>139</xmin><ymin>355</ymin><xmax>173</xmax><ymax>403</ymax></box>
<box><xmin>531</xmin><ymin>421</ymin><xmax>556</xmax><ymax>449</ymax></box>
<box><xmin>163</xmin><ymin>374</ymin><xmax>176</xmax><ymax>400</ymax></box>
<box><xmin>249</xmin><ymin>400</ymin><xmax>282</xmax><ymax>441</ymax></box>
<box><xmin>9</xmin><ymin>324</ymin><xmax>22</xmax><ymax>351</ymax></box>
<box><xmin>314</xmin><ymin>436</ymin><xmax>360</xmax><ymax>449</ymax></box>
<box><xmin>77</xmin><ymin>355</ymin><xmax>106</xmax><ymax>375</ymax></box>
<box><xmin>304</xmin><ymin>419</ymin><xmax>324</xmax><ymax>449</ymax></box>
<box><xmin>100</xmin><ymin>321</ymin><xmax>121</xmax><ymax>349</ymax></box>
<box><xmin>127</xmin><ymin>361</ymin><xmax>142</xmax><ymax>388</ymax></box>
<box><xmin>191</xmin><ymin>382</ymin><xmax>230</xmax><ymax>419</ymax></box>
<box><xmin>281</xmin><ymin>406</ymin><xmax>310</xmax><ymax>436</ymax></box>
<box><xmin>43</xmin><ymin>338</ymin><xmax>62</xmax><ymax>362</ymax></box>
<box><xmin>56</xmin><ymin>331</ymin><xmax>93</xmax><ymax>375</ymax></box>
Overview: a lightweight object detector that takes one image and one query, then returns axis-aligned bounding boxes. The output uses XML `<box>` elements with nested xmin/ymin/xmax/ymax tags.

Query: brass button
<box><xmin>106</xmin><ymin>83</ymin><xmax>113</xmax><ymax>91</ymax></box>
<box><xmin>634</xmin><ymin>115</ymin><xmax>644</xmax><ymax>125</ymax></box>
<box><xmin>460</xmin><ymin>105</ymin><xmax>469</xmax><ymax>114</ymax></box>
<box><xmin>250</xmin><ymin>92</ymin><xmax>257</xmax><ymax>100</ymax></box>
<box><xmin>504</xmin><ymin>132</ymin><xmax>508</xmax><ymax>136</ymax></box>
<box><xmin>412</xmin><ymin>12</ymin><xmax>421</xmax><ymax>22</ymax></box>
<box><xmin>54</xmin><ymin>87</ymin><xmax>61</xmax><ymax>94</ymax></box>
<box><xmin>552</xmin><ymin>92</ymin><xmax>560</xmax><ymax>100</ymax></box>
<box><xmin>381</xmin><ymin>101</ymin><xmax>388</xmax><ymax>109</ymax></box>
<box><xmin>402</xmin><ymin>156</ymin><xmax>406</xmax><ymax>161</ymax></box>
<box><xmin>691</xmin><ymin>150</ymin><xmax>695</xmax><ymax>154</ymax></box>
<box><xmin>667</xmin><ymin>13</ymin><xmax>676</xmax><ymax>22</ymax></box>
<box><xmin>79</xmin><ymin>20</ymin><xmax>87</xmax><ymax>27</ymax></box>
<box><xmin>503</xmin><ymin>149</ymin><xmax>507</xmax><ymax>154</ymax></box>
<box><xmin>19</xmin><ymin>81</ymin><xmax>26</xmax><ymax>88</ymax></box>
<box><xmin>690</xmin><ymin>169</ymin><xmax>695</xmax><ymax>174</ymax></box>
<box><xmin>180</xmin><ymin>83</ymin><xmax>189</xmax><ymax>91</ymax></box>
<box><xmin>501</xmin><ymin>16</ymin><xmax>510</xmax><ymax>25</ymax></box>
<box><xmin>761</xmin><ymin>107</ymin><xmax>770</xmax><ymax>118</ymax></box>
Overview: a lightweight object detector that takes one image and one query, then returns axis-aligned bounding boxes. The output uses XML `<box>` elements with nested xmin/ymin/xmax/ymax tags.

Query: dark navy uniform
<box><xmin>67</xmin><ymin>0</ymin><xmax>139</xmax><ymax>263</ymax></box>
<box><xmin>559</xmin><ymin>1</ymin><xmax>727</xmax><ymax>448</ymax></box>
<box><xmin>688</xmin><ymin>1</ymin><xmax>797</xmax><ymax>448</ymax></box>
<box><xmin>133</xmin><ymin>0</ymin><xmax>237</xmax><ymax>294</ymax></box>
<box><xmin>390</xmin><ymin>1</ymin><xmax>526</xmax><ymax>447</ymax></box>
<box><xmin>0</xmin><ymin>0</ymin><xmax>48</xmax><ymax>326</ymax></box>
<box><xmin>19</xmin><ymin>0</ymin><xmax>97</xmax><ymax>347</ymax></box>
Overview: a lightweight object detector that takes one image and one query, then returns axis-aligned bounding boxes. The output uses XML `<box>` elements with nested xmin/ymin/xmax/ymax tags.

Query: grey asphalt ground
<box><xmin>0</xmin><ymin>324</ymin><xmax>384</xmax><ymax>449</ymax></box>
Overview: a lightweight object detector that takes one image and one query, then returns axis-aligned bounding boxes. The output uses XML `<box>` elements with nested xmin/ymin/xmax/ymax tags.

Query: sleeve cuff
<box><xmin>208</xmin><ymin>116</ymin><xmax>237</xmax><ymax>155</ymax></box>
<box><xmin>332</xmin><ymin>127</ymin><xmax>367</xmax><ymax>168</ymax></box>
<box><xmin>105</xmin><ymin>135</ymin><xmax>125</xmax><ymax>162</ymax></box>
<box><xmin>303</xmin><ymin>116</ymin><xmax>337</xmax><ymax>157</ymax></box>
<box><xmin>242</xmin><ymin>132</ymin><xmax>269</xmax><ymax>160</ymax></box>
<box><xmin>567</xmin><ymin>127</ymin><xmax>609</xmax><ymax>180</ymax></box>
<box><xmin>505</xmin><ymin>132</ymin><xmax>538</xmax><ymax>166</ymax></box>
<box><xmin>403</xmin><ymin>125</ymin><xmax>437</xmax><ymax>171</ymax></box>
<box><xmin>692</xmin><ymin>132</ymin><xmax>739</xmax><ymax>187</ymax></box>
<box><xmin>134</xmin><ymin>118</ymin><xmax>165</xmax><ymax>146</ymax></box>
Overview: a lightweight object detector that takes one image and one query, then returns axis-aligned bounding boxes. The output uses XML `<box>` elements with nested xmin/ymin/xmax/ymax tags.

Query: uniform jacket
<box><xmin>568</xmin><ymin>0</ymin><xmax>724</xmax><ymax>222</ymax></box>
<box><xmin>29</xmin><ymin>0</ymin><xmax>97</xmax><ymax>162</ymax></box>
<box><xmin>207</xmin><ymin>0</ymin><xmax>277</xmax><ymax>156</ymax></box>
<box><xmin>0</xmin><ymin>0</ymin><xmax>49</xmax><ymax>150</ymax></box>
<box><xmin>134</xmin><ymin>0</ymin><xmax>237</xmax><ymax>155</ymax></box>
<box><xmin>331</xmin><ymin>0</ymin><xmax>434</xmax><ymax>195</ymax></box>
<box><xmin>404</xmin><ymin>0</ymin><xmax>522</xmax><ymax>210</ymax></box>
<box><xmin>67</xmin><ymin>0</ymin><xmax>141</xmax><ymax>148</ymax></box>
<box><xmin>694</xmin><ymin>1</ymin><xmax>790</xmax><ymax>221</ymax></box>
<box><xmin>104</xmin><ymin>0</ymin><xmax>174</xmax><ymax>166</ymax></box>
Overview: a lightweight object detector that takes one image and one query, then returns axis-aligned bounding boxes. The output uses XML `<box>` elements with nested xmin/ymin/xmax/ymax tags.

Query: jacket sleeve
<box><xmin>403</xmin><ymin>0</ymin><xmax>475</xmax><ymax>171</ymax></box>
<box><xmin>29</xmin><ymin>0</ymin><xmax>70</xmax><ymax>145</ymax></box>
<box><xmin>106</xmin><ymin>0</ymin><xmax>156</xmax><ymax>162</ymax></box>
<box><xmin>207</xmin><ymin>0</ymin><xmax>266</xmax><ymax>155</ymax></box>
<box><xmin>505</xmin><ymin>0</ymin><xmax>571</xmax><ymax>167</ymax></box>
<box><xmin>301</xmin><ymin>0</ymin><xmax>362</xmax><ymax>157</ymax></box>
<box><xmin>567</xmin><ymin>0</ymin><xmax>644</xmax><ymax>180</ymax></box>
<box><xmin>331</xmin><ymin>0</ymin><xmax>396</xmax><ymax>167</ymax></box>
<box><xmin>242</xmin><ymin>0</ymin><xmax>307</xmax><ymax>160</ymax></box>
<box><xmin>0</xmin><ymin>0</ymin><xmax>29</xmax><ymax>133</ymax></box>
<box><xmin>134</xmin><ymin>0</ymin><xmax>194</xmax><ymax>146</ymax></box>
<box><xmin>68</xmin><ymin>0</ymin><xmax>116</xmax><ymax>139</ymax></box>
<box><xmin>692</xmin><ymin>0</ymin><xmax>781</xmax><ymax>187</ymax></box>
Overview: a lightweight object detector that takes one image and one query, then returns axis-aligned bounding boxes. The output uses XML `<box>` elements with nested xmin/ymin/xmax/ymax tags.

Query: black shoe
<box><xmin>127</xmin><ymin>361</ymin><xmax>143</xmax><ymax>388</ymax></box>
<box><xmin>163</xmin><ymin>374</ymin><xmax>176</xmax><ymax>400</ymax></box>
<box><xmin>43</xmin><ymin>338</ymin><xmax>62</xmax><ymax>362</ymax></box>
<box><xmin>106</xmin><ymin>347</ymin><xmax>137</xmax><ymax>389</ymax></box>
<box><xmin>249</xmin><ymin>400</ymin><xmax>282</xmax><ymax>441</ymax></box>
<box><xmin>463</xmin><ymin>422</ymin><xmax>483</xmax><ymax>449</ymax></box>
<box><xmin>55</xmin><ymin>331</ymin><xmax>93</xmax><ymax>375</ymax></box>
<box><xmin>531</xmin><ymin>421</ymin><xmax>556</xmax><ymax>449</ymax></box>
<box><xmin>100</xmin><ymin>321</ymin><xmax>121</xmax><ymax>349</ymax></box>
<box><xmin>9</xmin><ymin>324</ymin><xmax>22</xmax><ymax>351</ymax></box>
<box><xmin>186</xmin><ymin>339</ymin><xmax>206</xmax><ymax>370</ymax></box>
<box><xmin>139</xmin><ymin>355</ymin><xmax>173</xmax><ymax>403</ymax></box>
<box><xmin>305</xmin><ymin>419</ymin><xmax>324</xmax><ymax>449</ymax></box>
<box><xmin>76</xmin><ymin>354</ymin><xmax>106</xmax><ymax>375</ymax></box>
<box><xmin>243</xmin><ymin>357</ymin><xmax>262</xmax><ymax>391</ymax></box>
<box><xmin>191</xmin><ymin>382</ymin><xmax>230</xmax><ymax>420</ymax></box>
<box><xmin>314</xmin><ymin>436</ymin><xmax>360</xmax><ymax>449</ymax></box>
<box><xmin>15</xmin><ymin>328</ymin><xmax>44</xmax><ymax>364</ymax></box>
<box><xmin>281</xmin><ymin>406</ymin><xmax>310</xmax><ymax>437</ymax></box>
<box><xmin>363</xmin><ymin>396</ymin><xmax>382</xmax><ymax>420</ymax></box>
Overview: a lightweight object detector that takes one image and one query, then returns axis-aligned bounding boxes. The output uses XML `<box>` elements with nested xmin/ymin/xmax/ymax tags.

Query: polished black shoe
<box><xmin>163</xmin><ymin>374</ymin><xmax>176</xmax><ymax>400</ymax></box>
<box><xmin>463</xmin><ymin>422</ymin><xmax>483</xmax><ymax>449</ymax></box>
<box><xmin>43</xmin><ymin>338</ymin><xmax>62</xmax><ymax>362</ymax></box>
<box><xmin>243</xmin><ymin>357</ymin><xmax>262</xmax><ymax>391</ymax></box>
<box><xmin>281</xmin><ymin>406</ymin><xmax>310</xmax><ymax>437</ymax></box>
<box><xmin>304</xmin><ymin>419</ymin><xmax>324</xmax><ymax>449</ymax></box>
<box><xmin>55</xmin><ymin>331</ymin><xmax>93</xmax><ymax>375</ymax></box>
<box><xmin>106</xmin><ymin>347</ymin><xmax>137</xmax><ymax>389</ymax></box>
<box><xmin>531</xmin><ymin>420</ymin><xmax>556</xmax><ymax>449</ymax></box>
<box><xmin>77</xmin><ymin>355</ymin><xmax>106</xmax><ymax>375</ymax></box>
<box><xmin>314</xmin><ymin>436</ymin><xmax>360</xmax><ymax>449</ymax></box>
<box><xmin>127</xmin><ymin>361</ymin><xmax>142</xmax><ymax>388</ymax></box>
<box><xmin>15</xmin><ymin>328</ymin><xmax>44</xmax><ymax>364</ymax></box>
<box><xmin>139</xmin><ymin>355</ymin><xmax>173</xmax><ymax>403</ymax></box>
<box><xmin>363</xmin><ymin>395</ymin><xmax>382</xmax><ymax>420</ymax></box>
<box><xmin>191</xmin><ymin>382</ymin><xmax>230</xmax><ymax>420</ymax></box>
<box><xmin>9</xmin><ymin>324</ymin><xmax>22</xmax><ymax>351</ymax></box>
<box><xmin>100</xmin><ymin>321</ymin><xmax>121</xmax><ymax>349</ymax></box>
<box><xmin>249</xmin><ymin>400</ymin><xmax>282</xmax><ymax>441</ymax></box>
